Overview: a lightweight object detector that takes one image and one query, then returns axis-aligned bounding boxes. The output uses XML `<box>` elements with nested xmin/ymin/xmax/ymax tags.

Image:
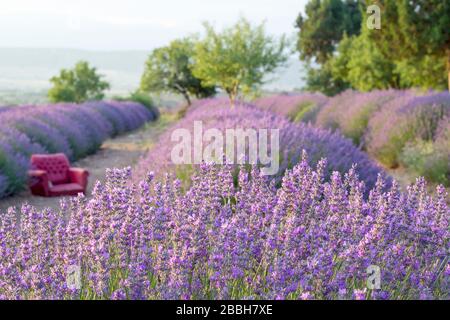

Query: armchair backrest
<box><xmin>30</xmin><ymin>153</ymin><xmax>71</xmax><ymax>184</ymax></box>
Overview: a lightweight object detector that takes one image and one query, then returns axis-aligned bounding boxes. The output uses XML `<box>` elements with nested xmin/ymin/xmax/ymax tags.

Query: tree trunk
<box><xmin>228</xmin><ymin>84</ymin><xmax>239</xmax><ymax>108</ymax></box>
<box><xmin>229</xmin><ymin>92</ymin><xmax>237</xmax><ymax>108</ymax></box>
<box><xmin>182</xmin><ymin>92</ymin><xmax>191</xmax><ymax>106</ymax></box>
<box><xmin>173</xmin><ymin>84</ymin><xmax>191</xmax><ymax>106</ymax></box>
<box><xmin>226</xmin><ymin>88</ymin><xmax>235</xmax><ymax>108</ymax></box>
<box><xmin>229</xmin><ymin>96</ymin><xmax>234</xmax><ymax>108</ymax></box>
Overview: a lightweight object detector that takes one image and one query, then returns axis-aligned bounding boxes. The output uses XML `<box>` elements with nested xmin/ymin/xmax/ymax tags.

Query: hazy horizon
<box><xmin>0</xmin><ymin>1</ymin><xmax>308</xmax><ymax>104</ymax></box>
<box><xmin>0</xmin><ymin>0</ymin><xmax>306</xmax><ymax>51</ymax></box>
<box><xmin>0</xmin><ymin>47</ymin><xmax>306</xmax><ymax>105</ymax></box>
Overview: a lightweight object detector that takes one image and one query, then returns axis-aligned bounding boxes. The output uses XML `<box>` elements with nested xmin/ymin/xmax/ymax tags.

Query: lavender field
<box><xmin>0</xmin><ymin>159</ymin><xmax>448</xmax><ymax>300</ymax></box>
<box><xmin>0</xmin><ymin>0</ymin><xmax>449</xmax><ymax>303</ymax></box>
<box><xmin>254</xmin><ymin>90</ymin><xmax>450</xmax><ymax>188</ymax></box>
<box><xmin>135</xmin><ymin>98</ymin><xmax>387</xmax><ymax>192</ymax></box>
<box><xmin>0</xmin><ymin>93</ymin><xmax>448</xmax><ymax>300</ymax></box>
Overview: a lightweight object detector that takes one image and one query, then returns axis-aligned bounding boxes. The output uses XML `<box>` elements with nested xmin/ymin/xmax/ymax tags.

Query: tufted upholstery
<box><xmin>31</xmin><ymin>154</ymin><xmax>70</xmax><ymax>184</ymax></box>
<box><xmin>28</xmin><ymin>153</ymin><xmax>89</xmax><ymax>197</ymax></box>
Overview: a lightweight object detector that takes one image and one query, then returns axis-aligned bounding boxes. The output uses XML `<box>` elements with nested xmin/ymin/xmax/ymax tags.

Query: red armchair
<box><xmin>28</xmin><ymin>153</ymin><xmax>89</xmax><ymax>197</ymax></box>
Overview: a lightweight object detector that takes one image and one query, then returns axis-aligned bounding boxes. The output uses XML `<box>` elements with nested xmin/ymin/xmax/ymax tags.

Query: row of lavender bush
<box><xmin>0</xmin><ymin>101</ymin><xmax>158</xmax><ymax>198</ymax></box>
<box><xmin>0</xmin><ymin>158</ymin><xmax>447</xmax><ymax>299</ymax></box>
<box><xmin>134</xmin><ymin>98</ymin><xmax>387</xmax><ymax>192</ymax></box>
<box><xmin>254</xmin><ymin>91</ymin><xmax>449</xmax><ymax>186</ymax></box>
<box><xmin>253</xmin><ymin>93</ymin><xmax>328</xmax><ymax>123</ymax></box>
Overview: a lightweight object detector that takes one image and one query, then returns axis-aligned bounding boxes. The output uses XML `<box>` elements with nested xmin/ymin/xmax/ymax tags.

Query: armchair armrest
<box><xmin>28</xmin><ymin>170</ymin><xmax>50</xmax><ymax>196</ymax></box>
<box><xmin>68</xmin><ymin>168</ymin><xmax>89</xmax><ymax>189</ymax></box>
<box><xmin>28</xmin><ymin>169</ymin><xmax>48</xmax><ymax>181</ymax></box>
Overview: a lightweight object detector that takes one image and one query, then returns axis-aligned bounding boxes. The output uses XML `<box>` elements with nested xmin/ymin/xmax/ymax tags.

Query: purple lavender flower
<box><xmin>366</xmin><ymin>91</ymin><xmax>449</xmax><ymax>168</ymax></box>
<box><xmin>2</xmin><ymin>156</ymin><xmax>448</xmax><ymax>300</ymax></box>
<box><xmin>134</xmin><ymin>98</ymin><xmax>387</xmax><ymax>192</ymax></box>
<box><xmin>253</xmin><ymin>93</ymin><xmax>328</xmax><ymax>123</ymax></box>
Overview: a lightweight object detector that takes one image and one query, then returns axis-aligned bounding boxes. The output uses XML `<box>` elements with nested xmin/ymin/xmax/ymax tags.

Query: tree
<box><xmin>330</xmin><ymin>33</ymin><xmax>400</xmax><ymax>91</ymax></box>
<box><xmin>368</xmin><ymin>0</ymin><xmax>450</xmax><ymax>90</ymax></box>
<box><xmin>300</xmin><ymin>1</ymin><xmax>449</xmax><ymax>94</ymax></box>
<box><xmin>296</xmin><ymin>0</ymin><xmax>363</xmax><ymax>94</ymax></box>
<box><xmin>395</xmin><ymin>55</ymin><xmax>448</xmax><ymax>91</ymax></box>
<box><xmin>48</xmin><ymin>61</ymin><xmax>110</xmax><ymax>103</ymax></box>
<box><xmin>322</xmin><ymin>28</ymin><xmax>446</xmax><ymax>93</ymax></box>
<box><xmin>113</xmin><ymin>90</ymin><xmax>160</xmax><ymax>117</ymax></box>
<box><xmin>296</xmin><ymin>0</ymin><xmax>362</xmax><ymax>64</ymax></box>
<box><xmin>303</xmin><ymin>63</ymin><xmax>351</xmax><ymax>96</ymax></box>
<box><xmin>192</xmin><ymin>18</ymin><xmax>288</xmax><ymax>106</ymax></box>
<box><xmin>140</xmin><ymin>38</ymin><xmax>216</xmax><ymax>106</ymax></box>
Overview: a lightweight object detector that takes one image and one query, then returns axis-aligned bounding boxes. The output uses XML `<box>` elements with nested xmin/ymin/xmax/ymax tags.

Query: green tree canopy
<box><xmin>330</xmin><ymin>33</ymin><xmax>399</xmax><ymax>91</ymax></box>
<box><xmin>192</xmin><ymin>18</ymin><xmax>288</xmax><ymax>105</ymax></box>
<box><xmin>298</xmin><ymin>0</ymin><xmax>449</xmax><ymax>94</ymax></box>
<box><xmin>140</xmin><ymin>37</ymin><xmax>216</xmax><ymax>106</ymax></box>
<box><xmin>48</xmin><ymin>61</ymin><xmax>110</xmax><ymax>103</ymax></box>
<box><xmin>303</xmin><ymin>63</ymin><xmax>351</xmax><ymax>96</ymax></box>
<box><xmin>368</xmin><ymin>0</ymin><xmax>450</xmax><ymax>90</ymax></box>
<box><xmin>395</xmin><ymin>56</ymin><xmax>448</xmax><ymax>91</ymax></box>
<box><xmin>296</xmin><ymin>0</ymin><xmax>362</xmax><ymax>64</ymax></box>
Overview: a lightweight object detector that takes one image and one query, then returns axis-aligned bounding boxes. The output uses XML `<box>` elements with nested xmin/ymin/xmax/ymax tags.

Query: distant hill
<box><xmin>0</xmin><ymin>48</ymin><xmax>305</xmax><ymax>105</ymax></box>
<box><xmin>263</xmin><ymin>57</ymin><xmax>306</xmax><ymax>92</ymax></box>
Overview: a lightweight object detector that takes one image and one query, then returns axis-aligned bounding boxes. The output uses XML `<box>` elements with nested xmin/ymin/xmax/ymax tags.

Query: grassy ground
<box><xmin>0</xmin><ymin>113</ymin><xmax>176</xmax><ymax>213</ymax></box>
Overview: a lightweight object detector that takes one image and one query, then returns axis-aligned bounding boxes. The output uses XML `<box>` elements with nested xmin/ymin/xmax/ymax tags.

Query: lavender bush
<box><xmin>0</xmin><ymin>158</ymin><xmax>447</xmax><ymax>300</ymax></box>
<box><xmin>135</xmin><ymin>98</ymin><xmax>386</xmax><ymax>191</ymax></box>
<box><xmin>315</xmin><ymin>90</ymin><xmax>358</xmax><ymax>130</ymax></box>
<box><xmin>366</xmin><ymin>92</ymin><xmax>450</xmax><ymax>169</ymax></box>
<box><xmin>0</xmin><ymin>126</ymin><xmax>47</xmax><ymax>158</ymax></box>
<box><xmin>400</xmin><ymin>117</ymin><xmax>450</xmax><ymax>186</ymax></box>
<box><xmin>436</xmin><ymin>117</ymin><xmax>450</xmax><ymax>157</ymax></box>
<box><xmin>55</xmin><ymin>104</ymin><xmax>113</xmax><ymax>153</ymax></box>
<box><xmin>0</xmin><ymin>140</ymin><xmax>29</xmax><ymax>198</ymax></box>
<box><xmin>253</xmin><ymin>93</ymin><xmax>328</xmax><ymax>123</ymax></box>
<box><xmin>304</xmin><ymin>90</ymin><xmax>449</xmax><ymax>185</ymax></box>
<box><xmin>0</xmin><ymin>101</ymin><xmax>158</xmax><ymax>198</ymax></box>
<box><xmin>316</xmin><ymin>90</ymin><xmax>401</xmax><ymax>146</ymax></box>
<box><xmin>0</xmin><ymin>175</ymin><xmax>7</xmax><ymax>198</ymax></box>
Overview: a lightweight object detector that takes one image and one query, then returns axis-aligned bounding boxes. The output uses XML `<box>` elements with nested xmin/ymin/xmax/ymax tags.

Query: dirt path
<box><xmin>0</xmin><ymin>114</ymin><xmax>174</xmax><ymax>213</ymax></box>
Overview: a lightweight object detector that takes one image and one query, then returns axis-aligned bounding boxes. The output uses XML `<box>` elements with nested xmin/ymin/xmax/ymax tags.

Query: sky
<box><xmin>0</xmin><ymin>0</ymin><xmax>308</xmax><ymax>51</ymax></box>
